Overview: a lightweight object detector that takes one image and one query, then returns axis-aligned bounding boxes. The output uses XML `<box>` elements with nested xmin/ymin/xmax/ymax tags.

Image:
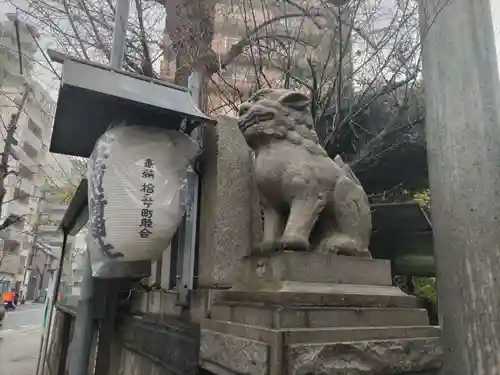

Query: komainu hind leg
<box><xmin>257</xmin><ymin>197</ymin><xmax>285</xmax><ymax>253</ymax></box>
<box><xmin>313</xmin><ymin>179</ymin><xmax>371</xmax><ymax>257</ymax></box>
<box><xmin>281</xmin><ymin>193</ymin><xmax>328</xmax><ymax>251</ymax></box>
<box><xmin>312</xmin><ymin>218</ymin><xmax>361</xmax><ymax>255</ymax></box>
<box><xmin>333</xmin><ymin>178</ymin><xmax>372</xmax><ymax>257</ymax></box>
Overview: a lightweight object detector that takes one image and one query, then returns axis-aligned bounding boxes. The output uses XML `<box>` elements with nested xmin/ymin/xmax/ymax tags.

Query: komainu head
<box><xmin>237</xmin><ymin>89</ymin><xmax>326</xmax><ymax>156</ymax></box>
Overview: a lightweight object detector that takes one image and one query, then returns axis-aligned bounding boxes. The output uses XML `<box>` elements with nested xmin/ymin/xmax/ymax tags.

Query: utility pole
<box><xmin>0</xmin><ymin>84</ymin><xmax>30</xmax><ymax>218</ymax></box>
<box><xmin>21</xmin><ymin>188</ymin><xmax>44</xmax><ymax>302</ymax></box>
<box><xmin>37</xmin><ymin>248</ymin><xmax>52</xmax><ymax>301</ymax></box>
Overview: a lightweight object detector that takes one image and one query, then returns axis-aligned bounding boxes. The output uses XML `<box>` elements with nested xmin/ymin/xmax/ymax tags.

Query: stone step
<box><xmin>210</xmin><ymin>303</ymin><xmax>430</xmax><ymax>329</ymax></box>
<box><xmin>202</xmin><ymin>319</ymin><xmax>441</xmax><ymax>344</ymax></box>
<box><xmin>218</xmin><ymin>284</ymin><xmax>418</xmax><ymax>308</ymax></box>
<box><xmin>283</xmin><ymin>325</ymin><xmax>441</xmax><ymax>344</ymax></box>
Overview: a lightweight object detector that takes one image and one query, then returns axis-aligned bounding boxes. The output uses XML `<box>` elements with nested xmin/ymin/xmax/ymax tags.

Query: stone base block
<box><xmin>218</xmin><ymin>285</ymin><xmax>417</xmax><ymax>308</ymax></box>
<box><xmin>211</xmin><ymin>302</ymin><xmax>430</xmax><ymax>329</ymax></box>
<box><xmin>200</xmin><ymin>321</ymin><xmax>442</xmax><ymax>375</ymax></box>
<box><xmin>234</xmin><ymin>251</ymin><xmax>393</xmax><ymax>290</ymax></box>
<box><xmin>202</xmin><ymin>319</ymin><xmax>440</xmax><ymax>345</ymax></box>
<box><xmin>289</xmin><ymin>337</ymin><xmax>443</xmax><ymax>375</ymax></box>
<box><xmin>200</xmin><ymin>252</ymin><xmax>442</xmax><ymax>375</ymax></box>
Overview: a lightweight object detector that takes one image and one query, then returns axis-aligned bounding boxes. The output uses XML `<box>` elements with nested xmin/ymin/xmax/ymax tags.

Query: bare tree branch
<box><xmin>8</xmin><ymin>0</ymin><xmax>433</xmax><ymax>194</ymax></box>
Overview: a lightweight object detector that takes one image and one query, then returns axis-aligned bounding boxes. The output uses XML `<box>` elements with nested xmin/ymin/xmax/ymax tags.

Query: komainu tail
<box><xmin>333</xmin><ymin>155</ymin><xmax>362</xmax><ymax>186</ymax></box>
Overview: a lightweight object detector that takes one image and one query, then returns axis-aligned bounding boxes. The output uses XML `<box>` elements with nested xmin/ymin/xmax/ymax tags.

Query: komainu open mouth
<box><xmin>238</xmin><ymin>108</ymin><xmax>275</xmax><ymax>132</ymax></box>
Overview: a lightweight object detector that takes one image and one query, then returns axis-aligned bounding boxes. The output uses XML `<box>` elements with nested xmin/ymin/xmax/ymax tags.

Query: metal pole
<box><xmin>21</xmin><ymin>188</ymin><xmax>44</xmax><ymax>302</ymax></box>
<box><xmin>67</xmin><ymin>249</ymin><xmax>94</xmax><ymax>375</ymax></box>
<box><xmin>36</xmin><ymin>233</ymin><xmax>69</xmax><ymax>375</ymax></box>
<box><xmin>0</xmin><ymin>84</ymin><xmax>30</xmax><ymax>218</ymax></box>
<box><xmin>176</xmin><ymin>72</ymin><xmax>202</xmax><ymax>306</ymax></box>
<box><xmin>110</xmin><ymin>0</ymin><xmax>130</xmax><ymax>70</ymax></box>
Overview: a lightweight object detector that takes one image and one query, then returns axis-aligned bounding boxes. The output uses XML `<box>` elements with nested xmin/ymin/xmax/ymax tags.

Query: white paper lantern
<box><xmin>87</xmin><ymin>124</ymin><xmax>199</xmax><ymax>275</ymax></box>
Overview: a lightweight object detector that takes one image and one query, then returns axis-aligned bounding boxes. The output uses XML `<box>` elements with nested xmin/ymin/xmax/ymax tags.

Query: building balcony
<box><xmin>213</xmin><ymin>15</ymin><xmax>326</xmax><ymax>45</ymax></box>
<box><xmin>24</xmin><ymin>102</ymin><xmax>53</xmax><ymax>136</ymax></box>
<box><xmin>3</xmin><ymin>200</ymin><xmax>30</xmax><ymax>219</ymax></box>
<box><xmin>0</xmin><ymin>237</ymin><xmax>21</xmax><ymax>258</ymax></box>
<box><xmin>37</xmin><ymin>224</ymin><xmax>60</xmax><ymax>234</ymax></box>
<box><xmin>18</xmin><ymin>118</ymin><xmax>44</xmax><ymax>150</ymax></box>
<box><xmin>11</xmin><ymin>140</ymin><xmax>42</xmax><ymax>165</ymax></box>
<box><xmin>41</xmin><ymin>201</ymin><xmax>67</xmax><ymax>214</ymax></box>
<box><xmin>0</xmin><ymin>252</ymin><xmax>20</xmax><ymax>275</ymax></box>
<box><xmin>0</xmin><ymin>49</ymin><xmax>33</xmax><ymax>82</ymax></box>
<box><xmin>13</xmin><ymin>187</ymin><xmax>31</xmax><ymax>204</ymax></box>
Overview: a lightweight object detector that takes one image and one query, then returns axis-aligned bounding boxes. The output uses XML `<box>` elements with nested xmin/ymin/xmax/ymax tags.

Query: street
<box><xmin>0</xmin><ymin>303</ymin><xmax>44</xmax><ymax>375</ymax></box>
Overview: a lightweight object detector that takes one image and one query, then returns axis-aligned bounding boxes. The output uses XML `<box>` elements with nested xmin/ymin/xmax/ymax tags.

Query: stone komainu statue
<box><xmin>238</xmin><ymin>88</ymin><xmax>372</xmax><ymax>257</ymax></box>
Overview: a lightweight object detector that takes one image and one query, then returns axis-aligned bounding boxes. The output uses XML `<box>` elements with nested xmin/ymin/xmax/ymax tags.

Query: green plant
<box><xmin>413</xmin><ymin>277</ymin><xmax>436</xmax><ymax>305</ymax></box>
<box><xmin>413</xmin><ymin>188</ymin><xmax>430</xmax><ymax>209</ymax></box>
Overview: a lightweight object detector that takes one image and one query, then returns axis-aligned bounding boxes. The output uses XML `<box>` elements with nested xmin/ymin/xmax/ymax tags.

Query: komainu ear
<box><xmin>279</xmin><ymin>91</ymin><xmax>311</xmax><ymax>110</ymax></box>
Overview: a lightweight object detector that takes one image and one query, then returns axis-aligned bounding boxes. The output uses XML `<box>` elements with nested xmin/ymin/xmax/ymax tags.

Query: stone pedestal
<box><xmin>199</xmin><ymin>252</ymin><xmax>442</xmax><ymax>375</ymax></box>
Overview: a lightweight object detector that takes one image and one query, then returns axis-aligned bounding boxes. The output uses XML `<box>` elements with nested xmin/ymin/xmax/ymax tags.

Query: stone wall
<box><xmin>115</xmin><ymin>313</ymin><xmax>200</xmax><ymax>375</ymax></box>
<box><xmin>106</xmin><ymin>116</ymin><xmax>262</xmax><ymax>375</ymax></box>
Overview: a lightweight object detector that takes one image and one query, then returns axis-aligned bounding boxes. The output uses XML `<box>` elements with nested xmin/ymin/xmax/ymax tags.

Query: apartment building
<box><xmin>161</xmin><ymin>0</ymin><xmax>352</xmax><ymax>116</ymax></box>
<box><xmin>0</xmin><ymin>16</ymin><xmax>77</xmax><ymax>296</ymax></box>
<box><xmin>22</xmin><ymin>153</ymin><xmax>81</xmax><ymax>300</ymax></box>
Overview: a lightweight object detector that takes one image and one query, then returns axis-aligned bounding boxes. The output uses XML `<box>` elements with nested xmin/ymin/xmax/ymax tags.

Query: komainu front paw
<box><xmin>281</xmin><ymin>235</ymin><xmax>309</xmax><ymax>251</ymax></box>
<box><xmin>320</xmin><ymin>233</ymin><xmax>371</xmax><ymax>257</ymax></box>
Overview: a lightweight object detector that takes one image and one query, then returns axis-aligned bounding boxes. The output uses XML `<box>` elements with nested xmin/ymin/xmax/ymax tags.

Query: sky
<box><xmin>0</xmin><ymin>0</ymin><xmax>499</xmax><ymax>88</ymax></box>
<box><xmin>492</xmin><ymin>0</ymin><xmax>500</xmax><ymax>77</ymax></box>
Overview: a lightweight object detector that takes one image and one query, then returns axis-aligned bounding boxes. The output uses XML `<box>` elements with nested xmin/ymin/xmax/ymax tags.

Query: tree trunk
<box><xmin>420</xmin><ymin>0</ymin><xmax>500</xmax><ymax>373</ymax></box>
<box><xmin>163</xmin><ymin>0</ymin><xmax>216</xmax><ymax>87</ymax></box>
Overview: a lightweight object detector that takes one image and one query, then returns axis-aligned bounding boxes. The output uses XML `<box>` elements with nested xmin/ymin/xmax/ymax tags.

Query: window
<box><xmin>40</xmin><ymin>110</ymin><xmax>52</xmax><ymax>125</ymax></box>
<box><xmin>6</xmin><ymin>50</ymin><xmax>17</xmax><ymax>62</ymax></box>
<box><xmin>225</xmin><ymin>65</ymin><xmax>254</xmax><ymax>82</ymax></box>
<box><xmin>18</xmin><ymin>255</ymin><xmax>26</xmax><ymax>273</ymax></box>
<box><xmin>224</xmin><ymin>37</ymin><xmax>238</xmax><ymax>51</ymax></box>
<box><xmin>3</xmin><ymin>239</ymin><xmax>20</xmax><ymax>254</ymax></box>
<box><xmin>27</xmin><ymin>119</ymin><xmax>43</xmax><ymax>139</ymax></box>
<box><xmin>22</xmin><ymin>142</ymin><xmax>38</xmax><ymax>160</ymax></box>
<box><xmin>22</xmin><ymin>237</ymin><xmax>31</xmax><ymax>249</ymax></box>
<box><xmin>0</xmin><ymin>280</ymin><xmax>10</xmax><ymax>294</ymax></box>
<box><xmin>14</xmin><ymin>187</ymin><xmax>30</xmax><ymax>204</ymax></box>
<box><xmin>18</xmin><ymin>164</ymin><xmax>34</xmax><ymax>180</ymax></box>
<box><xmin>13</xmin><ymin>217</ymin><xmax>24</xmax><ymax>229</ymax></box>
<box><xmin>227</xmin><ymin>1</ymin><xmax>237</xmax><ymax>14</ymax></box>
<box><xmin>1</xmin><ymin>69</ymin><xmax>24</xmax><ymax>88</ymax></box>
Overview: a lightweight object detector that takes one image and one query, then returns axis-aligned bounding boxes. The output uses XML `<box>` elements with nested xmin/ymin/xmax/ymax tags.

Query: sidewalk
<box><xmin>0</xmin><ymin>326</ymin><xmax>41</xmax><ymax>375</ymax></box>
<box><xmin>0</xmin><ymin>328</ymin><xmax>42</xmax><ymax>375</ymax></box>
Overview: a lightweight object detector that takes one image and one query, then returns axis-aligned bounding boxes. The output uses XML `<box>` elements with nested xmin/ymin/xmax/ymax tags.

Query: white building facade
<box><xmin>0</xmin><ymin>16</ymin><xmax>77</xmax><ymax>297</ymax></box>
